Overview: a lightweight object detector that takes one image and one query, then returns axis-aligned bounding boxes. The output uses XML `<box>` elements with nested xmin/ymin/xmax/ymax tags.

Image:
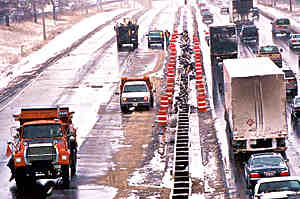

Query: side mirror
<box><xmin>146</xmin><ymin>34</ymin><xmax>149</xmax><ymax>36</ymax></box>
<box><xmin>246</xmin><ymin>189</ymin><xmax>253</xmax><ymax>195</ymax></box>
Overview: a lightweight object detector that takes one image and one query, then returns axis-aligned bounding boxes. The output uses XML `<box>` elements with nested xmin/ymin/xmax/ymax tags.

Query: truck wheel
<box><xmin>15</xmin><ymin>167</ymin><xmax>26</xmax><ymax>191</ymax></box>
<box><xmin>148</xmin><ymin>43</ymin><xmax>151</xmax><ymax>48</ymax></box>
<box><xmin>121</xmin><ymin>106</ymin><xmax>128</xmax><ymax>113</ymax></box>
<box><xmin>71</xmin><ymin>150</ymin><xmax>77</xmax><ymax>177</ymax></box>
<box><xmin>62</xmin><ymin>165</ymin><xmax>71</xmax><ymax>188</ymax></box>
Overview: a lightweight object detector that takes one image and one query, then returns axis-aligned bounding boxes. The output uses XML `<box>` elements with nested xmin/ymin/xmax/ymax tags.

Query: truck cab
<box><xmin>120</xmin><ymin>76</ymin><xmax>154</xmax><ymax>113</ymax></box>
<box><xmin>9</xmin><ymin>107</ymin><xmax>77</xmax><ymax>189</ymax></box>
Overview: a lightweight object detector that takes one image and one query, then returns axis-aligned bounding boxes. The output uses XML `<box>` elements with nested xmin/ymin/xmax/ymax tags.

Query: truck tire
<box><xmin>148</xmin><ymin>43</ymin><xmax>151</xmax><ymax>48</ymax></box>
<box><xmin>70</xmin><ymin>150</ymin><xmax>77</xmax><ymax>177</ymax></box>
<box><xmin>121</xmin><ymin>105</ymin><xmax>128</xmax><ymax>113</ymax></box>
<box><xmin>15</xmin><ymin>167</ymin><xmax>26</xmax><ymax>191</ymax></box>
<box><xmin>62</xmin><ymin>165</ymin><xmax>71</xmax><ymax>188</ymax></box>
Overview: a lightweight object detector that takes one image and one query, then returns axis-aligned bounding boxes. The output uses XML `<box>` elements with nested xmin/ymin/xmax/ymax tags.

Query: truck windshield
<box><xmin>123</xmin><ymin>84</ymin><xmax>148</xmax><ymax>92</ymax></box>
<box><xmin>149</xmin><ymin>31</ymin><xmax>163</xmax><ymax>38</ymax></box>
<box><xmin>23</xmin><ymin>124</ymin><xmax>63</xmax><ymax>138</ymax></box>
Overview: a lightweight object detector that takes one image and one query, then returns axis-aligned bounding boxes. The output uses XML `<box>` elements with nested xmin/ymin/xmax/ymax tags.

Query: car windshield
<box><xmin>123</xmin><ymin>84</ymin><xmax>148</xmax><ymax>92</ymax></box>
<box><xmin>283</xmin><ymin>70</ymin><xmax>295</xmax><ymax>78</ymax></box>
<box><xmin>276</xmin><ymin>18</ymin><xmax>290</xmax><ymax>25</ymax></box>
<box><xmin>23</xmin><ymin>124</ymin><xmax>63</xmax><ymax>138</ymax></box>
<box><xmin>258</xmin><ymin>180</ymin><xmax>300</xmax><ymax>194</ymax></box>
<box><xmin>295</xmin><ymin>97</ymin><xmax>300</xmax><ymax>104</ymax></box>
<box><xmin>292</xmin><ymin>34</ymin><xmax>300</xmax><ymax>39</ymax></box>
<box><xmin>149</xmin><ymin>31</ymin><xmax>163</xmax><ymax>37</ymax></box>
<box><xmin>259</xmin><ymin>46</ymin><xmax>279</xmax><ymax>53</ymax></box>
<box><xmin>203</xmin><ymin>11</ymin><xmax>212</xmax><ymax>16</ymax></box>
<box><xmin>252</xmin><ymin>156</ymin><xmax>284</xmax><ymax>167</ymax></box>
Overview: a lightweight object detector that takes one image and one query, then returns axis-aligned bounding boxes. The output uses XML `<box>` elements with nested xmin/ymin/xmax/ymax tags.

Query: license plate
<box><xmin>264</xmin><ymin>171</ymin><xmax>275</xmax><ymax>177</ymax></box>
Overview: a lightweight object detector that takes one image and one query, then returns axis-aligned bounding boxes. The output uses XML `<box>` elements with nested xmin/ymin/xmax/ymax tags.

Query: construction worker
<box><xmin>165</xmin><ymin>29</ymin><xmax>170</xmax><ymax>48</ymax></box>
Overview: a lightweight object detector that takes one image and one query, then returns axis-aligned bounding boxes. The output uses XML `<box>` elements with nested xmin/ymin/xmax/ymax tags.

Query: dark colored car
<box><xmin>202</xmin><ymin>11</ymin><xmax>214</xmax><ymax>25</ymax></box>
<box><xmin>240</xmin><ymin>24</ymin><xmax>259</xmax><ymax>43</ymax></box>
<box><xmin>282</xmin><ymin>68</ymin><xmax>298</xmax><ymax>97</ymax></box>
<box><xmin>291</xmin><ymin>96</ymin><xmax>300</xmax><ymax>121</ymax></box>
<box><xmin>147</xmin><ymin>30</ymin><xmax>164</xmax><ymax>49</ymax></box>
<box><xmin>272</xmin><ymin>18</ymin><xmax>291</xmax><ymax>36</ymax></box>
<box><xmin>257</xmin><ymin>45</ymin><xmax>283</xmax><ymax>68</ymax></box>
<box><xmin>244</xmin><ymin>152</ymin><xmax>290</xmax><ymax>189</ymax></box>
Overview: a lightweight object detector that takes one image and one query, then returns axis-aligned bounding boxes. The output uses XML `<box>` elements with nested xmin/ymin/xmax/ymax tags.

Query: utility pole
<box><xmin>42</xmin><ymin>6</ymin><xmax>47</xmax><ymax>40</ymax></box>
<box><xmin>289</xmin><ymin>0</ymin><xmax>292</xmax><ymax>12</ymax></box>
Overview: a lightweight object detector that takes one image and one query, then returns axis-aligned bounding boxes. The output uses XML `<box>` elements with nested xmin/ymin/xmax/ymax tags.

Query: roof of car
<box><xmin>257</xmin><ymin>176</ymin><xmax>300</xmax><ymax>184</ymax></box>
<box><xmin>251</xmin><ymin>152</ymin><xmax>282</xmax><ymax>157</ymax></box>
<box><xmin>124</xmin><ymin>81</ymin><xmax>147</xmax><ymax>86</ymax></box>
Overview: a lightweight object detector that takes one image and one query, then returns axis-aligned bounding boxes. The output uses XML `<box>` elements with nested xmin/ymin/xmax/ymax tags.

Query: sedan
<box><xmin>288</xmin><ymin>33</ymin><xmax>300</xmax><ymax>49</ymax></box>
<box><xmin>244</xmin><ymin>152</ymin><xmax>290</xmax><ymax>189</ymax></box>
<box><xmin>291</xmin><ymin>95</ymin><xmax>300</xmax><ymax>121</ymax></box>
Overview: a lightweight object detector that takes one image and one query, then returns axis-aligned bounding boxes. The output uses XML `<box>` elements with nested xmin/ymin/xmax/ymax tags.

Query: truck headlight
<box><xmin>122</xmin><ymin>97</ymin><xmax>127</xmax><ymax>102</ymax></box>
<box><xmin>16</xmin><ymin>157</ymin><xmax>22</xmax><ymax>163</ymax></box>
<box><xmin>61</xmin><ymin>155</ymin><xmax>68</xmax><ymax>161</ymax></box>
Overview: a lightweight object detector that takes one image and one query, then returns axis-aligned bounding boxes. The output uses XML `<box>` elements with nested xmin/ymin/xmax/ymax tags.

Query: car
<box><xmin>257</xmin><ymin>45</ymin><xmax>283</xmax><ymax>68</ymax></box>
<box><xmin>240</xmin><ymin>24</ymin><xmax>259</xmax><ymax>43</ymax></box>
<box><xmin>220</xmin><ymin>6</ymin><xmax>229</xmax><ymax>15</ymax></box>
<box><xmin>271</xmin><ymin>18</ymin><xmax>291</xmax><ymax>36</ymax></box>
<box><xmin>251</xmin><ymin>176</ymin><xmax>300</xmax><ymax>199</ymax></box>
<box><xmin>282</xmin><ymin>68</ymin><xmax>298</xmax><ymax>97</ymax></box>
<box><xmin>288</xmin><ymin>33</ymin><xmax>300</xmax><ymax>49</ymax></box>
<box><xmin>291</xmin><ymin>95</ymin><xmax>300</xmax><ymax>121</ymax></box>
<box><xmin>244</xmin><ymin>152</ymin><xmax>290</xmax><ymax>189</ymax></box>
<box><xmin>146</xmin><ymin>30</ymin><xmax>164</xmax><ymax>49</ymax></box>
<box><xmin>202</xmin><ymin>11</ymin><xmax>214</xmax><ymax>25</ymax></box>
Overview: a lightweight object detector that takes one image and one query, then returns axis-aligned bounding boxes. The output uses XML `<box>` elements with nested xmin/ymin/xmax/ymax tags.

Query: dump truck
<box><xmin>114</xmin><ymin>18</ymin><xmax>139</xmax><ymax>50</ymax></box>
<box><xmin>229</xmin><ymin>0</ymin><xmax>254</xmax><ymax>31</ymax></box>
<box><xmin>8</xmin><ymin>107</ymin><xmax>77</xmax><ymax>189</ymax></box>
<box><xmin>223</xmin><ymin>57</ymin><xmax>287</xmax><ymax>155</ymax></box>
<box><xmin>120</xmin><ymin>76</ymin><xmax>154</xmax><ymax>113</ymax></box>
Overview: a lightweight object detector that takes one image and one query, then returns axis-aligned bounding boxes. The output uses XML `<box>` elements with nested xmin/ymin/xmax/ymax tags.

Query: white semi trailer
<box><xmin>223</xmin><ymin>57</ymin><xmax>287</xmax><ymax>155</ymax></box>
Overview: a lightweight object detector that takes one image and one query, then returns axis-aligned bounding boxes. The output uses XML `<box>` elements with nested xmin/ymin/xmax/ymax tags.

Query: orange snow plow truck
<box><xmin>7</xmin><ymin>107</ymin><xmax>77</xmax><ymax>189</ymax></box>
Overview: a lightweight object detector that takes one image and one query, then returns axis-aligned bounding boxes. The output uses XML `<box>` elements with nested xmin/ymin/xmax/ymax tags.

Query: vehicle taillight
<box><xmin>144</xmin><ymin>96</ymin><xmax>149</xmax><ymax>101</ymax></box>
<box><xmin>292</xmin><ymin>40</ymin><xmax>297</xmax><ymax>43</ymax></box>
<box><xmin>280</xmin><ymin>171</ymin><xmax>289</xmax><ymax>176</ymax></box>
<box><xmin>249</xmin><ymin>173</ymin><xmax>260</xmax><ymax>178</ymax></box>
<box><xmin>288</xmin><ymin>79</ymin><xmax>296</xmax><ymax>82</ymax></box>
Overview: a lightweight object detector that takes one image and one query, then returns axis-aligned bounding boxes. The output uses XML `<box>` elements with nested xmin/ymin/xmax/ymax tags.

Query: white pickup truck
<box><xmin>119</xmin><ymin>76</ymin><xmax>154</xmax><ymax>113</ymax></box>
